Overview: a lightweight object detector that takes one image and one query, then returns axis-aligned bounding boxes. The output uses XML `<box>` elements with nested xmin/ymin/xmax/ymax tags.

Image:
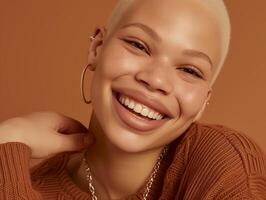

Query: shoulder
<box><xmin>193</xmin><ymin>122</ymin><xmax>266</xmax><ymax>166</ymax></box>
<box><xmin>184</xmin><ymin>122</ymin><xmax>266</xmax><ymax>172</ymax></box>
<box><xmin>169</xmin><ymin>123</ymin><xmax>266</xmax><ymax>198</ymax></box>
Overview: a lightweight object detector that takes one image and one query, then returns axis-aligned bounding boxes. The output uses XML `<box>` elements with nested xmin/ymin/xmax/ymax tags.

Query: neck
<box><xmin>83</xmin><ymin>113</ymin><xmax>164</xmax><ymax>199</ymax></box>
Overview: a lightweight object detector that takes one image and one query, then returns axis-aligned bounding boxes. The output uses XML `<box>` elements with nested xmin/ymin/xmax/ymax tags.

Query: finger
<box><xmin>24</xmin><ymin>111</ymin><xmax>65</xmax><ymax>129</ymax></box>
<box><xmin>51</xmin><ymin>132</ymin><xmax>94</xmax><ymax>154</ymax></box>
<box><xmin>27</xmin><ymin>111</ymin><xmax>89</xmax><ymax>134</ymax></box>
<box><xmin>56</xmin><ymin>115</ymin><xmax>89</xmax><ymax>134</ymax></box>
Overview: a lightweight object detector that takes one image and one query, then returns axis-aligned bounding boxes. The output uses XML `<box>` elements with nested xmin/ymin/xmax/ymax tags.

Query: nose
<box><xmin>135</xmin><ymin>64</ymin><xmax>173</xmax><ymax>95</ymax></box>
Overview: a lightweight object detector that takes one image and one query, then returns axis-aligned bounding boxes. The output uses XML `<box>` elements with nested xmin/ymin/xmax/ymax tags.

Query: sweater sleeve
<box><xmin>0</xmin><ymin>142</ymin><xmax>43</xmax><ymax>200</ymax></box>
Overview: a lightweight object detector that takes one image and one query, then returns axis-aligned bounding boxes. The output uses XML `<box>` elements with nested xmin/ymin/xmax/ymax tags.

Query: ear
<box><xmin>87</xmin><ymin>27</ymin><xmax>106</xmax><ymax>71</ymax></box>
<box><xmin>192</xmin><ymin>89</ymin><xmax>212</xmax><ymax>123</ymax></box>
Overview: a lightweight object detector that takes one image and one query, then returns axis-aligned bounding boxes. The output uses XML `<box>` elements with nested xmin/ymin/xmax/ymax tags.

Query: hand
<box><xmin>0</xmin><ymin>112</ymin><xmax>94</xmax><ymax>164</ymax></box>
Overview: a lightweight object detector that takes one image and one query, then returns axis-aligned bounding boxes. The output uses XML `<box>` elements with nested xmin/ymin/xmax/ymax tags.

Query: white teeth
<box><xmin>148</xmin><ymin>111</ymin><xmax>154</xmax><ymax>118</ymax></box>
<box><xmin>121</xmin><ymin>96</ymin><xmax>125</xmax><ymax>104</ymax></box>
<box><xmin>117</xmin><ymin>94</ymin><xmax>164</xmax><ymax>120</ymax></box>
<box><xmin>128</xmin><ymin>101</ymin><xmax>135</xmax><ymax>109</ymax></box>
<box><xmin>133</xmin><ymin>104</ymin><xmax>142</xmax><ymax>113</ymax></box>
<box><xmin>125</xmin><ymin>97</ymin><xmax>130</xmax><ymax>106</ymax></box>
<box><xmin>157</xmin><ymin>114</ymin><xmax>163</xmax><ymax>120</ymax></box>
<box><xmin>141</xmin><ymin>107</ymin><xmax>149</xmax><ymax>117</ymax></box>
<box><xmin>153</xmin><ymin>112</ymin><xmax>159</xmax><ymax>119</ymax></box>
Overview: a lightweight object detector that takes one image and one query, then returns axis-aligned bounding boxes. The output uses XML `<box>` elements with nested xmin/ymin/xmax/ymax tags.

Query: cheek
<box><xmin>176</xmin><ymin>83</ymin><xmax>208</xmax><ymax>117</ymax></box>
<box><xmin>97</xmin><ymin>41</ymin><xmax>144</xmax><ymax>79</ymax></box>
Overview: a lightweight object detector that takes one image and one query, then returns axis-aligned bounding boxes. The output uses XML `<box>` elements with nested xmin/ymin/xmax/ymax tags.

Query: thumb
<box><xmin>54</xmin><ymin>133</ymin><xmax>94</xmax><ymax>153</ymax></box>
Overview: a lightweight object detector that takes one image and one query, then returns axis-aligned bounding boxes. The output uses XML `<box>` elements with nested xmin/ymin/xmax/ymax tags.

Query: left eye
<box><xmin>124</xmin><ymin>39</ymin><xmax>150</xmax><ymax>55</ymax></box>
<box><xmin>179</xmin><ymin>67</ymin><xmax>203</xmax><ymax>79</ymax></box>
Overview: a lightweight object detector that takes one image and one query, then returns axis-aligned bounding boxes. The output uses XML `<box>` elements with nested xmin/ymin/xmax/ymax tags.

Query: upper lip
<box><xmin>113</xmin><ymin>88</ymin><xmax>174</xmax><ymax>118</ymax></box>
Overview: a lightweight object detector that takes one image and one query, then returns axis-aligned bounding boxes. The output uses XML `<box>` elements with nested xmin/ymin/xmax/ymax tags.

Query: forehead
<box><xmin>111</xmin><ymin>0</ymin><xmax>223</xmax><ymax>70</ymax></box>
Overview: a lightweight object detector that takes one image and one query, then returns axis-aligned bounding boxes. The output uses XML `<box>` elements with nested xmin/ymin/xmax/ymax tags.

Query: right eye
<box><xmin>124</xmin><ymin>39</ymin><xmax>150</xmax><ymax>55</ymax></box>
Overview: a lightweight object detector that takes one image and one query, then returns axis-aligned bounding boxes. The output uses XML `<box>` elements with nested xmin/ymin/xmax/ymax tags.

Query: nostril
<box><xmin>158</xmin><ymin>89</ymin><xmax>168</xmax><ymax>95</ymax></box>
<box><xmin>139</xmin><ymin>79</ymin><xmax>149</xmax><ymax>87</ymax></box>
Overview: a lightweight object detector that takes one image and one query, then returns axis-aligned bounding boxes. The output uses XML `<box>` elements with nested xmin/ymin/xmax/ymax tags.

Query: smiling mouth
<box><xmin>114</xmin><ymin>92</ymin><xmax>167</xmax><ymax>121</ymax></box>
<box><xmin>112</xmin><ymin>90</ymin><xmax>171</xmax><ymax>132</ymax></box>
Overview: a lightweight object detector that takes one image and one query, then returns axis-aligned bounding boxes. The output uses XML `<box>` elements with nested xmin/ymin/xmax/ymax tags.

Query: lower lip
<box><xmin>112</xmin><ymin>92</ymin><xmax>170</xmax><ymax>132</ymax></box>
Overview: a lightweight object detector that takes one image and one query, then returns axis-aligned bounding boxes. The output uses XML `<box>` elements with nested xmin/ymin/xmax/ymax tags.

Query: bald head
<box><xmin>105</xmin><ymin>0</ymin><xmax>231</xmax><ymax>85</ymax></box>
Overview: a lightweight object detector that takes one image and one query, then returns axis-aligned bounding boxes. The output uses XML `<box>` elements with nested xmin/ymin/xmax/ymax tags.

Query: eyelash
<box><xmin>178</xmin><ymin>67</ymin><xmax>203</xmax><ymax>79</ymax></box>
<box><xmin>124</xmin><ymin>39</ymin><xmax>150</xmax><ymax>55</ymax></box>
<box><xmin>124</xmin><ymin>39</ymin><xmax>203</xmax><ymax>79</ymax></box>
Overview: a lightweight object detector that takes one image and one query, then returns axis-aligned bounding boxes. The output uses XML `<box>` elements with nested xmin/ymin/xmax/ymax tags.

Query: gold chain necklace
<box><xmin>83</xmin><ymin>146</ymin><xmax>168</xmax><ymax>200</ymax></box>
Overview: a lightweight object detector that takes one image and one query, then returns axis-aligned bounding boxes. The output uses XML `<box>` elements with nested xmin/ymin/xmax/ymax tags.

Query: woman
<box><xmin>0</xmin><ymin>0</ymin><xmax>265</xmax><ymax>199</ymax></box>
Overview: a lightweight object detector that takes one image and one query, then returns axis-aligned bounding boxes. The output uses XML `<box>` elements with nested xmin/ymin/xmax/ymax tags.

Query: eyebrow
<box><xmin>121</xmin><ymin>22</ymin><xmax>161</xmax><ymax>41</ymax></box>
<box><xmin>121</xmin><ymin>22</ymin><xmax>213</xmax><ymax>68</ymax></box>
<box><xmin>182</xmin><ymin>49</ymin><xmax>213</xmax><ymax>69</ymax></box>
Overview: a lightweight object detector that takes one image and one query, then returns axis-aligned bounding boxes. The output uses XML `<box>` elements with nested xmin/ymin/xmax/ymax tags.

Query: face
<box><xmin>88</xmin><ymin>0</ymin><xmax>223</xmax><ymax>153</ymax></box>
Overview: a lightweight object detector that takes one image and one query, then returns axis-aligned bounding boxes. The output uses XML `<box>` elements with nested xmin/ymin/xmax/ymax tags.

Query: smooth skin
<box><xmin>0</xmin><ymin>0</ymin><xmax>231</xmax><ymax>199</ymax></box>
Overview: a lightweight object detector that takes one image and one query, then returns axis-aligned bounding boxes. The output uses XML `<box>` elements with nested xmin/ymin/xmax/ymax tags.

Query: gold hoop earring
<box><xmin>80</xmin><ymin>64</ymin><xmax>92</xmax><ymax>104</ymax></box>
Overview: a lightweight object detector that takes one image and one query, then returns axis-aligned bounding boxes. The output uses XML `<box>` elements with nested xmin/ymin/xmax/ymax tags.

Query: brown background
<box><xmin>0</xmin><ymin>1</ymin><xmax>265</xmax><ymax>152</ymax></box>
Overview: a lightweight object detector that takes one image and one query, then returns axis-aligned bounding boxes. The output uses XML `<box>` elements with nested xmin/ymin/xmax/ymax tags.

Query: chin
<box><xmin>99</xmin><ymin>117</ymin><xmax>188</xmax><ymax>153</ymax></box>
<box><xmin>99</xmin><ymin>122</ymin><xmax>153</xmax><ymax>153</ymax></box>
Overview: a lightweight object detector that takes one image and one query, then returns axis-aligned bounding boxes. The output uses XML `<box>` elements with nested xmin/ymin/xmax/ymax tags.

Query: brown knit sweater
<box><xmin>0</xmin><ymin>123</ymin><xmax>266</xmax><ymax>200</ymax></box>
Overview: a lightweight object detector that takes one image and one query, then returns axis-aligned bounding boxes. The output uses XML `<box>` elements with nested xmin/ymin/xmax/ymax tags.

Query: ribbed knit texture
<box><xmin>0</xmin><ymin>123</ymin><xmax>265</xmax><ymax>200</ymax></box>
